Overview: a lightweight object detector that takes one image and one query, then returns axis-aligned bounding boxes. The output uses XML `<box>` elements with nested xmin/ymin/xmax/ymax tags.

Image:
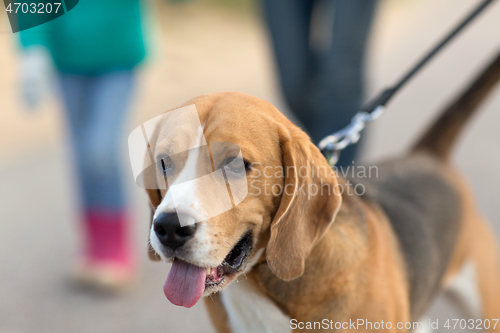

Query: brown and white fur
<box><xmin>144</xmin><ymin>51</ymin><xmax>500</xmax><ymax>332</ymax></box>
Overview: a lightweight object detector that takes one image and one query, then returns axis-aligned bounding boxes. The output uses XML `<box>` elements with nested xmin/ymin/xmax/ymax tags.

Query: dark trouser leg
<box><xmin>312</xmin><ymin>0</ymin><xmax>378</xmax><ymax>167</ymax></box>
<box><xmin>262</xmin><ymin>0</ymin><xmax>315</xmax><ymax>126</ymax></box>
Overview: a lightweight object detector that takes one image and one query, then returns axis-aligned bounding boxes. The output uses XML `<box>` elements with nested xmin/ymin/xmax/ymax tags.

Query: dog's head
<box><xmin>144</xmin><ymin>92</ymin><xmax>342</xmax><ymax>308</ymax></box>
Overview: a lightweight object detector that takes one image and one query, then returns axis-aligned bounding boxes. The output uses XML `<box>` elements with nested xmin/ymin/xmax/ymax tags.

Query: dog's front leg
<box><xmin>205</xmin><ymin>293</ymin><xmax>232</xmax><ymax>333</ymax></box>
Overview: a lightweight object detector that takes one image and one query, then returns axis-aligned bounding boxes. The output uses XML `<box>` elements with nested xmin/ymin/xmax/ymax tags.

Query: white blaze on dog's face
<box><xmin>145</xmin><ymin>93</ymin><xmax>342</xmax><ymax>308</ymax></box>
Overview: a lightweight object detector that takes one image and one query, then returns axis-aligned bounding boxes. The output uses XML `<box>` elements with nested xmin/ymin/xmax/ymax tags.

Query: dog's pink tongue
<box><xmin>164</xmin><ymin>259</ymin><xmax>206</xmax><ymax>308</ymax></box>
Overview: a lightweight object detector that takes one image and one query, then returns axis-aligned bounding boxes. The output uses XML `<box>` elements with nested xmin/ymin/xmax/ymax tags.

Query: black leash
<box><xmin>319</xmin><ymin>0</ymin><xmax>497</xmax><ymax>166</ymax></box>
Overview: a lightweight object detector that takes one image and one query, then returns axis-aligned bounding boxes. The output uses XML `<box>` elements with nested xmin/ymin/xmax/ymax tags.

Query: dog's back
<box><xmin>354</xmin><ymin>155</ymin><xmax>461</xmax><ymax>320</ymax></box>
<box><xmin>352</xmin><ymin>51</ymin><xmax>500</xmax><ymax>320</ymax></box>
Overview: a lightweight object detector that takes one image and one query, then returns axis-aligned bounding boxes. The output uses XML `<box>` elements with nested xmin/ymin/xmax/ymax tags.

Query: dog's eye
<box><xmin>226</xmin><ymin>157</ymin><xmax>244</xmax><ymax>174</ymax></box>
<box><xmin>224</xmin><ymin>157</ymin><xmax>250</xmax><ymax>174</ymax></box>
<box><xmin>160</xmin><ymin>156</ymin><xmax>173</xmax><ymax>176</ymax></box>
<box><xmin>243</xmin><ymin>159</ymin><xmax>251</xmax><ymax>172</ymax></box>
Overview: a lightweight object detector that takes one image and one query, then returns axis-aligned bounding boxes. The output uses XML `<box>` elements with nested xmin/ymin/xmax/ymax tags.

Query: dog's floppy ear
<box><xmin>146</xmin><ymin>189</ymin><xmax>162</xmax><ymax>262</ymax></box>
<box><xmin>266</xmin><ymin>125</ymin><xmax>342</xmax><ymax>281</ymax></box>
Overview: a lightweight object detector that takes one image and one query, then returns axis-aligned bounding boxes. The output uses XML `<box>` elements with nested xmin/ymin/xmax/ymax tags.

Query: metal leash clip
<box><xmin>318</xmin><ymin>105</ymin><xmax>385</xmax><ymax>167</ymax></box>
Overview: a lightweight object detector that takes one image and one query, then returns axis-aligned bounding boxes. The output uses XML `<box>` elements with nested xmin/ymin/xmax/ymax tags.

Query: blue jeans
<box><xmin>59</xmin><ymin>71</ymin><xmax>135</xmax><ymax>211</ymax></box>
<box><xmin>263</xmin><ymin>0</ymin><xmax>377</xmax><ymax>167</ymax></box>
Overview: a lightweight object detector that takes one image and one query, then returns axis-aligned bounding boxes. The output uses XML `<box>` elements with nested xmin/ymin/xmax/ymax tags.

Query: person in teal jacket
<box><xmin>19</xmin><ymin>0</ymin><xmax>147</xmax><ymax>288</ymax></box>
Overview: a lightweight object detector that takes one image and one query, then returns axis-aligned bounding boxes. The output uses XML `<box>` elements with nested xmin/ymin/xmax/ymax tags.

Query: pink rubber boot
<box><xmin>76</xmin><ymin>210</ymin><xmax>136</xmax><ymax>290</ymax></box>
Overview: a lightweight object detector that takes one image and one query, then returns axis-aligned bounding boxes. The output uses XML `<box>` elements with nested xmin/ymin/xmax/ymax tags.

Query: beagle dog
<box><xmin>143</xmin><ymin>52</ymin><xmax>500</xmax><ymax>332</ymax></box>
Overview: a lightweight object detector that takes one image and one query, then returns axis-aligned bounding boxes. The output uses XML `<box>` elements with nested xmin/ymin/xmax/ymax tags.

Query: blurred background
<box><xmin>1</xmin><ymin>0</ymin><xmax>500</xmax><ymax>332</ymax></box>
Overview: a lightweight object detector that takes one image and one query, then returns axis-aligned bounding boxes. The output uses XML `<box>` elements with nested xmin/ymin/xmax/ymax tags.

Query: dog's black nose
<box><xmin>153</xmin><ymin>212</ymin><xmax>197</xmax><ymax>250</ymax></box>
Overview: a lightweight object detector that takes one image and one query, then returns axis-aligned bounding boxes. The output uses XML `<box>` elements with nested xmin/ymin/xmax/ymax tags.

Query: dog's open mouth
<box><xmin>205</xmin><ymin>231</ymin><xmax>253</xmax><ymax>288</ymax></box>
<box><xmin>163</xmin><ymin>231</ymin><xmax>253</xmax><ymax>308</ymax></box>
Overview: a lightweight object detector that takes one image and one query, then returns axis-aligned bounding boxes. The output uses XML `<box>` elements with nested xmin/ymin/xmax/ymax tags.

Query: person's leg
<box><xmin>59</xmin><ymin>74</ymin><xmax>99</xmax><ymax>212</ymax></box>
<box><xmin>60</xmin><ymin>70</ymin><xmax>136</xmax><ymax>287</ymax></box>
<box><xmin>59</xmin><ymin>74</ymin><xmax>89</xmax><ymax>154</ymax></box>
<box><xmin>312</xmin><ymin>0</ymin><xmax>378</xmax><ymax>167</ymax></box>
<box><xmin>262</xmin><ymin>0</ymin><xmax>315</xmax><ymax>123</ymax></box>
<box><xmin>78</xmin><ymin>70</ymin><xmax>136</xmax><ymax>281</ymax></box>
<box><xmin>79</xmin><ymin>71</ymin><xmax>133</xmax><ymax>211</ymax></box>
